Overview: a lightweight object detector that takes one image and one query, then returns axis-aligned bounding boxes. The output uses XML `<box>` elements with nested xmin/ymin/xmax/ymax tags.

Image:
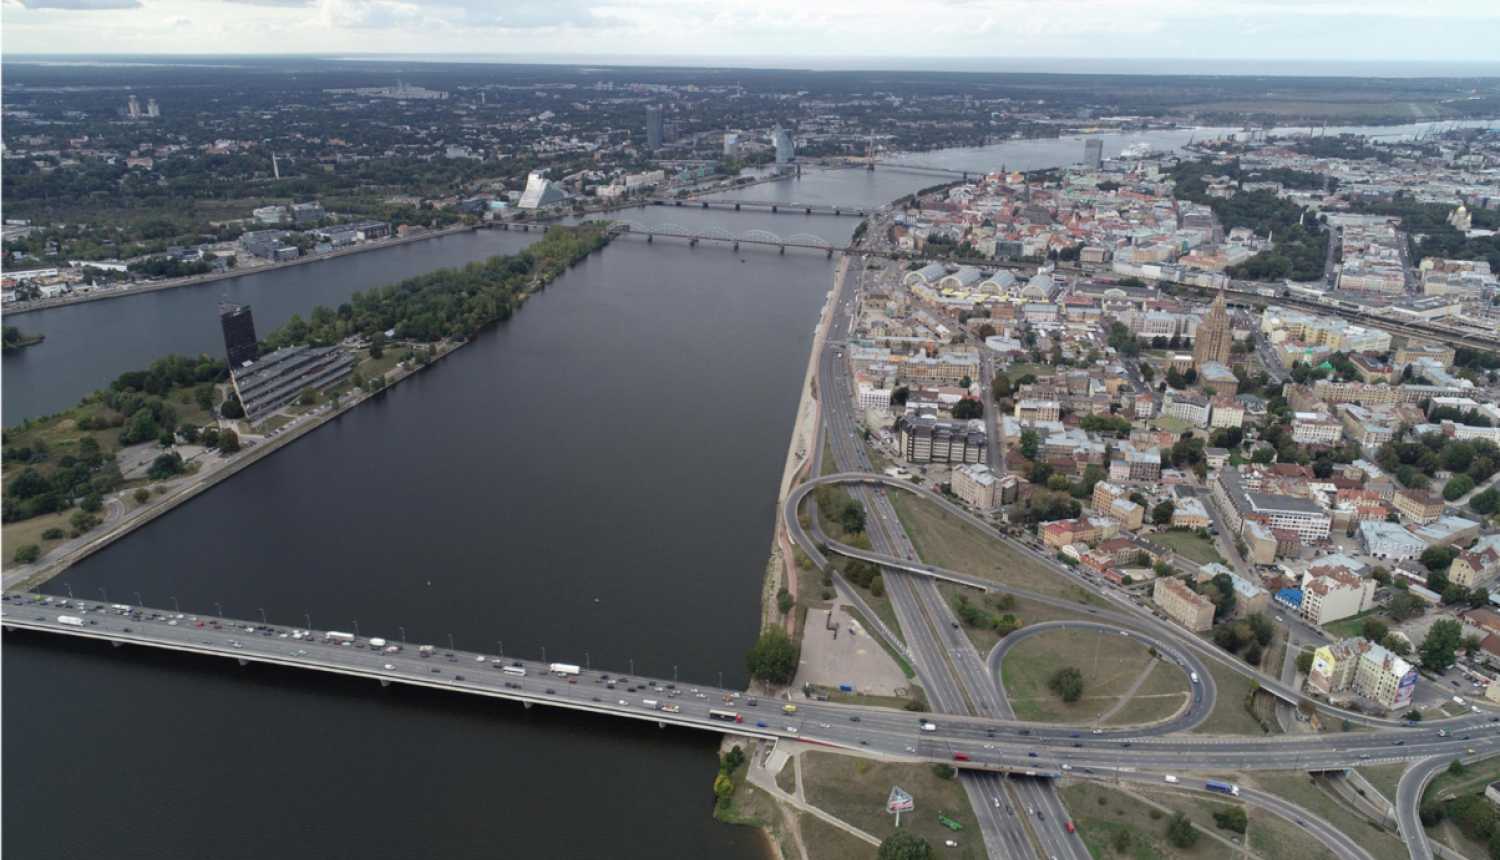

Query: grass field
<box><xmin>1102</xmin><ymin>661</ymin><xmax>1194</xmax><ymax>727</ymax></box>
<box><xmin>1000</xmin><ymin>628</ymin><xmax>1174</xmax><ymax>724</ymax></box>
<box><xmin>799</xmin><ymin>751</ymin><xmax>981</xmax><ymax>858</ymax></box>
<box><xmin>797</xmin><ymin>811</ymin><xmax>876</xmax><ymax>860</ymax></box>
<box><xmin>1190</xmin><ymin>654</ymin><xmax>1272</xmax><ymax>736</ymax></box>
<box><xmin>1239</xmin><ymin>773</ymin><xmax>1409</xmax><ymax>860</ymax></box>
<box><xmin>1322</xmin><ymin>608</ymin><xmax>1385</xmax><ymax>642</ymax></box>
<box><xmin>1152</xmin><ymin>416</ymin><xmax>1194</xmax><ymax>433</ymax></box>
<box><xmin>1355</xmin><ymin>763</ymin><xmax>1409</xmax><ymax>803</ymax></box>
<box><xmin>1423</xmin><ymin>755</ymin><xmax>1500</xmax><ymax>803</ymax></box>
<box><xmin>1152</xmin><ymin>530</ymin><xmax>1225</xmax><ymax>566</ymax></box>
<box><xmin>1130</xmin><ymin>784</ymin><xmax>1340</xmax><ymax>860</ymax></box>
<box><xmin>886</xmin><ymin>492</ymin><xmax>1105</xmax><ymax>608</ymax></box>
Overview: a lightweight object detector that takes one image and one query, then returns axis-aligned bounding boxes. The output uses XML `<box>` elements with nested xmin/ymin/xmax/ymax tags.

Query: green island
<box><xmin>2</xmin><ymin>326</ymin><xmax>45</xmax><ymax>350</ymax></box>
<box><xmin>2</xmin><ymin>224</ymin><xmax>611</xmax><ymax>567</ymax></box>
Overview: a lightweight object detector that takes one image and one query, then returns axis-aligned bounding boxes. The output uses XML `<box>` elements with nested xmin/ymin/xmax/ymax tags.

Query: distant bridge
<box><xmin>602</xmin><ymin>220</ymin><xmax>845</xmax><ymax>257</ymax></box>
<box><xmin>650</xmin><ymin>197</ymin><xmax>866</xmax><ymax>216</ymax></box>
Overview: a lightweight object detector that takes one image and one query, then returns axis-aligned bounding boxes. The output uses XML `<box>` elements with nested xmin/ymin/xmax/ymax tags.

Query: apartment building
<box><xmin>1154</xmin><ymin>576</ymin><xmax>1216</xmax><ymax>632</ymax></box>
<box><xmin>1393</xmin><ymin>488</ymin><xmax>1444</xmax><ymax>525</ymax></box>
<box><xmin>1171</xmin><ymin>497</ymin><xmax>1211</xmax><ymax>530</ymax></box>
<box><xmin>952</xmin><ymin>463</ymin><xmax>1001</xmax><ymax>510</ymax></box>
<box><xmin>1162</xmin><ymin>393</ymin><xmax>1209</xmax><ymax>428</ymax></box>
<box><xmin>1208</xmin><ymin>396</ymin><xmax>1245</xmax><ymax>429</ymax></box>
<box><xmin>894</xmin><ymin>415</ymin><xmax>988</xmax><ymax>464</ymax></box>
<box><xmin>1211</xmin><ymin>469</ymin><xmax>1332</xmax><ymax>543</ymax></box>
<box><xmin>1358</xmin><ymin>520</ymin><xmax>1428</xmax><ymax>560</ymax></box>
<box><xmin>1299</xmin><ymin>564</ymin><xmax>1377</xmax><ymax>626</ymax></box>
<box><xmin>1014</xmin><ymin>399</ymin><xmax>1061</xmax><ymax>423</ymax></box>
<box><xmin>1291</xmin><ymin>413</ymin><xmax>1344</xmax><ymax>445</ymax></box>
<box><xmin>1308</xmin><ymin>637</ymin><xmax>1417</xmax><ymax>710</ymax></box>
<box><xmin>1091</xmin><ymin>482</ymin><xmax>1144</xmax><ymax>530</ymax></box>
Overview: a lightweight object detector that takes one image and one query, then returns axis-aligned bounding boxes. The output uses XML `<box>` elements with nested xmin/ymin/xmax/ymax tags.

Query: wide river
<box><xmin>0</xmin><ymin>124</ymin><xmax>1448</xmax><ymax>859</ymax></box>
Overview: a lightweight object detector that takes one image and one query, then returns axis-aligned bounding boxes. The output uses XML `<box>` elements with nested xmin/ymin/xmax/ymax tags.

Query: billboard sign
<box><xmin>887</xmin><ymin>786</ymin><xmax>914</xmax><ymax>814</ymax></box>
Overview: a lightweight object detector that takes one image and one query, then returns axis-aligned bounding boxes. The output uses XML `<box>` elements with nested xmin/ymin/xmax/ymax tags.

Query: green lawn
<box><xmin>1152</xmin><ymin>416</ymin><xmax>1194</xmax><ymax>433</ymax></box>
<box><xmin>1322</xmin><ymin>608</ymin><xmax>1386</xmax><ymax>642</ymax></box>
<box><xmin>1130</xmin><ymin>784</ymin><xmax>1340</xmax><ymax>860</ymax></box>
<box><xmin>1357</xmin><ymin>764</ymin><xmax>1409</xmax><ymax>803</ymax></box>
<box><xmin>1153</xmin><ymin>530</ymin><xmax>1226</xmax><ymax>567</ymax></box>
<box><xmin>1102</xmin><ymin>661</ymin><xmax>1194</xmax><ymax>727</ymax></box>
<box><xmin>1423</xmin><ymin>755</ymin><xmax>1500</xmax><ymax>803</ymax></box>
<box><xmin>1000</xmin><ymin>628</ymin><xmax>1169</xmax><ymax>724</ymax></box>
<box><xmin>797</xmin><ymin>811</ymin><xmax>876</xmax><ymax>860</ymax></box>
<box><xmin>799</xmin><ymin>752</ymin><xmax>981</xmax><ymax>859</ymax></box>
<box><xmin>886</xmin><ymin>492</ymin><xmax>1106</xmax><ymax>607</ymax></box>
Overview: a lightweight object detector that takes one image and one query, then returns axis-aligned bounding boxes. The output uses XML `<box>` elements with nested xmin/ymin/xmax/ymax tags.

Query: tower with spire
<box><xmin>1192</xmin><ymin>289</ymin><xmax>1232</xmax><ymax>370</ymax></box>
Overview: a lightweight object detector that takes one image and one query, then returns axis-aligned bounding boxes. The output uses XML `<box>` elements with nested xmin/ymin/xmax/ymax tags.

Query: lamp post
<box><xmin>99</xmin><ymin>588</ymin><xmax>108</xmax><ymax>603</ymax></box>
<box><xmin>630</xmin><ymin>659</ymin><xmax>634</xmax><ymax>676</ymax></box>
<box><xmin>542</xmin><ymin>646</ymin><xmax>547</xmax><ymax>664</ymax></box>
<box><xmin>498</xmin><ymin>640</ymin><xmax>503</xmax><ymax>658</ymax></box>
<box><xmin>260</xmin><ymin>608</ymin><xmax>268</xmax><ymax>625</ymax></box>
<box><xmin>586</xmin><ymin>653</ymin><xmax>590</xmax><ymax>670</ymax></box>
<box><xmin>353</xmin><ymin>621</ymin><xmax>360</xmax><ymax>638</ymax></box>
<box><xmin>171</xmin><ymin>596</ymin><xmax>180</xmax><ymax>613</ymax></box>
<box><xmin>400</xmin><ymin>627</ymin><xmax>406</xmax><ymax>644</ymax></box>
<box><xmin>448</xmin><ymin>633</ymin><xmax>455</xmax><ymax>652</ymax></box>
<box><xmin>215</xmin><ymin>602</ymin><xmax>222</xmax><ymax>617</ymax></box>
<box><xmin>135</xmin><ymin>592</ymin><xmax>144</xmax><ymax>609</ymax></box>
<box><xmin>305</xmin><ymin>614</ymin><xmax>312</xmax><ymax>633</ymax></box>
<box><xmin>674</xmin><ymin>665</ymin><xmax>678</xmax><ymax>683</ymax></box>
<box><xmin>64</xmin><ymin>583</ymin><xmax>73</xmax><ymax>599</ymax></box>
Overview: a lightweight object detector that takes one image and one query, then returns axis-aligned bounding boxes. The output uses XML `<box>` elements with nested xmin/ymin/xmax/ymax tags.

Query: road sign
<box><xmin>887</xmin><ymin>786</ymin><xmax>914</xmax><ymax>814</ymax></box>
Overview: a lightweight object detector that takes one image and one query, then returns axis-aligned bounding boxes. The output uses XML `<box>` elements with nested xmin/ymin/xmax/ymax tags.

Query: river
<box><xmin>0</xmin><ymin>122</ymin><xmax>1453</xmax><ymax>859</ymax></box>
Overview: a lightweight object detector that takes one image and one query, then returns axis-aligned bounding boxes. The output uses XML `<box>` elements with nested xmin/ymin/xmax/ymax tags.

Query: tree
<box><xmin>840</xmin><ymin>500</ymin><xmax>867</xmax><ymax>535</ymax></box>
<box><xmin>1049</xmin><ymin>666</ymin><xmax>1085</xmax><ymax>703</ymax></box>
<box><xmin>745</xmin><ymin>627</ymin><xmax>800</xmax><ymax>685</ymax></box>
<box><xmin>69</xmin><ymin>509</ymin><xmax>100</xmax><ymax>533</ymax></box>
<box><xmin>1445</xmin><ymin>474</ymin><xmax>1477</xmax><ymax>502</ymax></box>
<box><xmin>932</xmin><ymin>763</ymin><xmax>957</xmax><ymax>780</ymax></box>
<box><xmin>370</xmin><ymin>331</ymin><xmax>387</xmax><ymax>360</ymax></box>
<box><xmin>1019</xmin><ymin>429</ymin><xmax>1039</xmax><ymax>461</ymax></box>
<box><xmin>1296</xmin><ymin>651</ymin><xmax>1315</xmax><ymax>674</ymax></box>
<box><xmin>1113</xmin><ymin>828</ymin><xmax>1132</xmax><ymax>853</ymax></box>
<box><xmin>776</xmin><ymin>588</ymin><xmax>794</xmax><ymax>617</ymax></box>
<box><xmin>1151</xmin><ymin>501</ymin><xmax>1175</xmax><ymax>525</ymax></box>
<box><xmin>1419</xmin><ymin>799</ymin><xmax>1445</xmax><ymax>827</ymax></box>
<box><xmin>297</xmin><ymin>386</ymin><xmax>322</xmax><ymax>407</ymax></box>
<box><xmin>12</xmin><ymin>544</ymin><xmax>40</xmax><ymax>564</ymax></box>
<box><xmin>146</xmin><ymin>451</ymin><xmax>186</xmax><ymax>481</ymax></box>
<box><xmin>79</xmin><ymin>492</ymin><xmax>104</xmax><ymax>513</ymax></box>
<box><xmin>992</xmin><ymin>372</ymin><xmax>1012</xmax><ymax>399</ymax></box>
<box><xmin>1166</xmin><ymin>813</ymin><xmax>1198</xmax><ymax>848</ymax></box>
<box><xmin>878</xmin><ymin>830</ymin><xmax>933</xmax><ymax>860</ymax></box>
<box><xmin>132</xmin><ymin>488</ymin><xmax>151</xmax><ymax>505</ymax></box>
<box><xmin>218</xmin><ymin>429</ymin><xmax>241</xmax><ymax>454</ymax></box>
<box><xmin>1362</xmin><ymin>618</ymin><xmax>1390</xmax><ymax>643</ymax></box>
<box><xmin>1420</xmin><ymin>619</ymin><xmax>1463</xmax><ymax>670</ymax></box>
<box><xmin>194</xmin><ymin>383</ymin><xmax>216</xmax><ymax>412</ymax></box>
<box><xmin>1450</xmin><ymin>759</ymin><xmax>1469</xmax><ymax>777</ymax></box>
<box><xmin>220</xmin><ymin>396</ymin><xmax>245</xmax><ymax>420</ymax></box>
<box><xmin>1472</xmin><ymin>488</ymin><xmax>1500</xmax><ymax>516</ymax></box>
<box><xmin>1213</xmin><ymin>807</ymin><xmax>1248</xmax><ymax>833</ymax></box>
<box><xmin>1389</xmin><ymin>591</ymin><xmax>1425</xmax><ymax>622</ymax></box>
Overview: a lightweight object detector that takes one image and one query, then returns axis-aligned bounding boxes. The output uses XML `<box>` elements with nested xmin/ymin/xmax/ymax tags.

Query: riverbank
<box><xmin>0</xmin><ymin>223</ymin><xmax>478</xmax><ymax>317</ymax></box>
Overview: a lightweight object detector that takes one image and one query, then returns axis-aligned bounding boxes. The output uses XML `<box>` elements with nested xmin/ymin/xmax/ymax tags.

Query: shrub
<box><xmin>41</xmin><ymin>527</ymin><xmax>64</xmax><ymax>540</ymax></box>
<box><xmin>12</xmin><ymin>544</ymin><xmax>41</xmax><ymax>564</ymax></box>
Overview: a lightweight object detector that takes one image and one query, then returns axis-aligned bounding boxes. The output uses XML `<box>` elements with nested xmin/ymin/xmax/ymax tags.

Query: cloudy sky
<box><xmin>2</xmin><ymin>0</ymin><xmax>1495</xmax><ymax>64</ymax></box>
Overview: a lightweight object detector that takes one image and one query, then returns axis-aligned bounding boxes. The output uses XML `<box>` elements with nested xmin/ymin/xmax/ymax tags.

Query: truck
<box><xmin>549</xmin><ymin>663</ymin><xmax>581</xmax><ymax>677</ymax></box>
<box><xmin>327</xmin><ymin>631</ymin><xmax>355</xmax><ymax>644</ymax></box>
<box><xmin>1190</xmin><ymin>672</ymin><xmax>1200</xmax><ymax>684</ymax></box>
<box><xmin>1204</xmin><ymin>781</ymin><xmax>1240</xmax><ymax>797</ymax></box>
<box><xmin>369</xmin><ymin>638</ymin><xmax>387</xmax><ymax>648</ymax></box>
<box><xmin>642</xmin><ymin>699</ymin><xmax>659</xmax><ymax>710</ymax></box>
<box><xmin>57</xmin><ymin>616</ymin><xmax>85</xmax><ymax>627</ymax></box>
<box><xmin>659</xmin><ymin>703</ymin><xmax>681</xmax><ymax>713</ymax></box>
<box><xmin>384</xmin><ymin>645</ymin><xmax>401</xmax><ymax>654</ymax></box>
<box><xmin>920</xmin><ymin>721</ymin><xmax>937</xmax><ymax>732</ymax></box>
<box><xmin>419</xmin><ymin>645</ymin><xmax>436</xmax><ymax>657</ymax></box>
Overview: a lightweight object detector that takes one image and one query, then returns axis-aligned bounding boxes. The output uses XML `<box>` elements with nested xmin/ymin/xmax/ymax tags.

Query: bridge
<box><xmin>601</xmin><ymin>220</ymin><xmax>845</xmax><ymax>257</ymax></box>
<box><xmin>5</xmin><ymin>593</ymin><xmax>1487</xmax><ymax>777</ymax></box>
<box><xmin>651</xmin><ymin>197</ymin><xmax>867</xmax><ymax>217</ymax></box>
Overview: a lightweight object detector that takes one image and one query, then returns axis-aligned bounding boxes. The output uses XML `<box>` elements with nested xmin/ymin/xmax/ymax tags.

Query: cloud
<box><xmin>13</xmin><ymin>0</ymin><xmax>141</xmax><ymax>8</ymax></box>
<box><xmin>218</xmin><ymin>0</ymin><xmax>315</xmax><ymax>6</ymax></box>
<box><xmin>309</xmin><ymin>0</ymin><xmax>615</xmax><ymax>28</ymax></box>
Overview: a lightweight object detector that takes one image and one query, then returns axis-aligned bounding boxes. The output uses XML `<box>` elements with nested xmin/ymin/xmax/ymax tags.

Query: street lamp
<box><xmin>586</xmin><ymin>653</ymin><xmax>590</xmax><ymax>670</ymax></box>
<box><xmin>353</xmin><ymin>620</ymin><xmax>360</xmax><ymax>638</ymax></box>
<box><xmin>674</xmin><ymin>665</ymin><xmax>678</xmax><ymax>683</ymax></box>
<box><xmin>399</xmin><ymin>627</ymin><xmax>406</xmax><ymax>644</ymax></box>
<box><xmin>260</xmin><ymin>608</ymin><xmax>268</xmax><ymax>624</ymax></box>
<box><xmin>305</xmin><ymin>614</ymin><xmax>312</xmax><ymax>632</ymax></box>
<box><xmin>498</xmin><ymin>640</ymin><xmax>503</xmax><ymax>658</ymax></box>
<box><xmin>630</xmin><ymin>659</ymin><xmax>634</xmax><ymax>676</ymax></box>
<box><xmin>448</xmin><ymin>633</ymin><xmax>455</xmax><ymax>652</ymax></box>
<box><xmin>542</xmin><ymin>646</ymin><xmax>547</xmax><ymax>663</ymax></box>
<box><xmin>64</xmin><ymin>583</ymin><xmax>73</xmax><ymax>599</ymax></box>
<box><xmin>215</xmin><ymin>602</ymin><xmax>222</xmax><ymax>617</ymax></box>
<box><xmin>135</xmin><ymin>592</ymin><xmax>144</xmax><ymax>609</ymax></box>
<box><xmin>99</xmin><ymin>588</ymin><xmax>108</xmax><ymax>603</ymax></box>
<box><xmin>172</xmin><ymin>596</ymin><xmax>180</xmax><ymax>613</ymax></box>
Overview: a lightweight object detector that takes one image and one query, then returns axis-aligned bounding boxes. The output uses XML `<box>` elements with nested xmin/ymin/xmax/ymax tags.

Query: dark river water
<box><xmin>2</xmin><ymin>132</ymin><xmax>1229</xmax><ymax>859</ymax></box>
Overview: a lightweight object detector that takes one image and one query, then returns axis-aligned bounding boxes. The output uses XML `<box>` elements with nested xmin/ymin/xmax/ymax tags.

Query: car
<box><xmin>1069</xmin><ymin>732</ymin><xmax>1080</xmax><ymax>738</ymax></box>
<box><xmin>1066</xmin><ymin>822</ymin><xmax>1076</xmax><ymax>833</ymax></box>
<box><xmin>786</xmin><ymin>727</ymin><xmax>798</xmax><ymax>733</ymax></box>
<box><xmin>1018</xmin><ymin>729</ymin><xmax>1031</xmax><ymax>735</ymax></box>
<box><xmin>850</xmin><ymin>716</ymin><xmax>861</xmax><ymax>722</ymax></box>
<box><xmin>1092</xmin><ymin>729</ymin><xmax>1103</xmax><ymax>734</ymax></box>
<box><xmin>1393</xmin><ymin>740</ymin><xmax>1405</xmax><ymax>746</ymax></box>
<box><xmin>591</xmin><ymin>697</ymin><xmax>601</xmax><ymax>703</ymax></box>
<box><xmin>1006</xmin><ymin>805</ymin><xmax>1014</xmax><ymax>814</ymax></box>
<box><xmin>1072</xmin><ymin>742</ymin><xmax>1082</xmax><ymax>748</ymax></box>
<box><xmin>431</xmin><ymin>668</ymin><xmax>441</xmax><ymax>674</ymax></box>
<box><xmin>1083</xmin><ymin>768</ymin><xmax>1094</xmax><ymax>774</ymax></box>
<box><xmin>993</xmin><ymin>797</ymin><xmax>1001</xmax><ymax>808</ymax></box>
<box><xmin>1297</xmin><ymin>820</ymin><xmax>1306</xmax><ymax>827</ymax></box>
<box><xmin>618</xmin><ymin>700</ymin><xmax>629</xmax><ymax>706</ymax></box>
<box><xmin>1121</xmin><ymin>742</ymin><xmax>1132</xmax><ymax>747</ymax></box>
<box><xmin>1038</xmin><ymin>812</ymin><xmax>1045</xmax><ymax>822</ymax></box>
<box><xmin>1028</xmin><ymin>752</ymin><xmax>1038</xmax><ymax>758</ymax></box>
<box><xmin>123</xmin><ymin>627</ymin><xmax>132</xmax><ymax>633</ymax></box>
<box><xmin>456</xmin><ymin>675</ymin><xmax>465</xmax><ymax>681</ymax></box>
<box><xmin>384</xmin><ymin>663</ymin><xmax>396</xmax><ymax>670</ymax></box>
<box><xmin>545</xmin><ymin>689</ymin><xmax>555</xmax><ymax>695</ymax></box>
<box><xmin>1027</xmin><ymin>806</ymin><xmax>1035</xmax><ymax>815</ymax></box>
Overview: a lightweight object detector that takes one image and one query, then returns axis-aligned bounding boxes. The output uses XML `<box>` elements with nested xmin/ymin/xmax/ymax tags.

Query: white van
<box><xmin>1164</xmin><ymin>775</ymin><xmax>1180</xmax><ymax>784</ymax></box>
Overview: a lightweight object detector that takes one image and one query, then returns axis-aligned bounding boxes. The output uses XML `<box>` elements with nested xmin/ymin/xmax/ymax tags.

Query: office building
<box><xmin>773</xmin><ymin>126</ymin><xmax>795</xmax><ymax>164</ymax></box>
<box><xmin>723</xmin><ymin>132</ymin><xmax>739</xmax><ymax>157</ymax></box>
<box><xmin>895</xmin><ymin>415</ymin><xmax>987</xmax><ymax>464</ymax></box>
<box><xmin>147</xmin><ymin>98</ymin><xmax>160</xmax><ymax>119</ymax></box>
<box><xmin>518</xmin><ymin>172</ymin><xmax>568</xmax><ymax>209</ymax></box>
<box><xmin>127</xmin><ymin>94</ymin><xmax>141</xmax><ymax>119</ymax></box>
<box><xmin>218</xmin><ymin>300</ymin><xmax>259</xmax><ymax>368</ymax></box>
<box><xmin>230</xmin><ymin>345</ymin><xmax>355</xmax><ymax>424</ymax></box>
<box><xmin>646</xmin><ymin>106</ymin><xmax>665</xmax><ymax>152</ymax></box>
<box><xmin>1084</xmin><ymin>138</ymin><xmax>1103</xmax><ymax>169</ymax></box>
<box><xmin>1192</xmin><ymin>290</ymin><xmax>1233</xmax><ymax>369</ymax></box>
<box><xmin>1211</xmin><ymin>468</ymin><xmax>1331</xmax><ymax>543</ymax></box>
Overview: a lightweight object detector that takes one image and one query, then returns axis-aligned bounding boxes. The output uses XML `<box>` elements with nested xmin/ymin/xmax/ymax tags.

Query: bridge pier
<box><xmin>380</xmin><ymin>678</ymin><xmax>390</xmax><ymax>687</ymax></box>
<box><xmin>734</xmin><ymin>203</ymin><xmax>740</xmax><ymax>211</ymax></box>
<box><xmin>702</xmin><ymin>202</ymin><xmax>708</xmax><ymax>209</ymax></box>
<box><xmin>805</xmin><ymin>207</ymin><xmax>812</xmax><ymax>214</ymax></box>
<box><xmin>658</xmin><ymin>720</ymin><xmax>666</xmax><ymax>729</ymax></box>
<box><xmin>646</xmin><ymin>235</ymin><xmax>652</xmax><ymax>243</ymax></box>
<box><xmin>237</xmin><ymin>658</ymin><xmax>248</xmax><ymax>666</ymax></box>
<box><xmin>771</xmin><ymin>205</ymin><xmax>778</xmax><ymax>213</ymax></box>
<box><xmin>674</xmin><ymin>201</ymin><xmax>682</xmax><ymax>207</ymax></box>
<box><xmin>732</xmin><ymin>241</ymin><xmax>739</xmax><ymax>250</ymax></box>
<box><xmin>113</xmin><ymin>640</ymin><xmax>122</xmax><ymax>648</ymax></box>
<box><xmin>826</xmin><ymin>248</ymin><xmax>833</xmax><ymax>258</ymax></box>
<box><xmin>834</xmin><ymin>210</ymin><xmax>840</xmax><ymax>216</ymax></box>
<box><xmin>523</xmin><ymin>701</ymin><xmax>533</xmax><ymax>709</ymax></box>
<box><xmin>689</xmin><ymin>238</ymin><xmax>698</xmax><ymax>247</ymax></box>
<box><xmin>779</xmin><ymin>246</ymin><xmax>786</xmax><ymax>255</ymax></box>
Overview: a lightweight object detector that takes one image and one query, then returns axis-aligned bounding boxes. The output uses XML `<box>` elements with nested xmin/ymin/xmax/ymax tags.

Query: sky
<box><xmin>2</xmin><ymin>0</ymin><xmax>1497</xmax><ymax>65</ymax></box>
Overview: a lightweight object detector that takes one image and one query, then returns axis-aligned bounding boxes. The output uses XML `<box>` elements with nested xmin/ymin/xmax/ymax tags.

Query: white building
<box><xmin>1358</xmin><ymin>520</ymin><xmax>1428</xmax><ymax>561</ymax></box>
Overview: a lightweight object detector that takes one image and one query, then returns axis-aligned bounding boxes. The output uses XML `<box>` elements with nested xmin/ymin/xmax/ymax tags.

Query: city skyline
<box><xmin>3</xmin><ymin>0</ymin><xmax>1497</xmax><ymax>63</ymax></box>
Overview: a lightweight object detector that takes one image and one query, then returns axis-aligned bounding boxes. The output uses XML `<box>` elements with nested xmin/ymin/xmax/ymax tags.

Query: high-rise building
<box><xmin>645</xmin><ymin>105</ymin><xmax>664</xmax><ymax>152</ymax></box>
<box><xmin>147</xmin><ymin>99</ymin><xmax>160</xmax><ymax>119</ymax></box>
<box><xmin>219</xmin><ymin>300</ymin><xmax>260</xmax><ymax>368</ymax></box>
<box><xmin>1192</xmin><ymin>289</ymin><xmax>1232</xmax><ymax>369</ymax></box>
<box><xmin>723</xmin><ymin>132</ymin><xmax>739</xmax><ymax>157</ymax></box>
<box><xmin>1084</xmin><ymin>139</ymin><xmax>1103</xmax><ymax>169</ymax></box>
<box><xmin>127</xmin><ymin>95</ymin><xmax>141</xmax><ymax>120</ymax></box>
<box><xmin>773</xmin><ymin>126</ymin><xmax>795</xmax><ymax>164</ymax></box>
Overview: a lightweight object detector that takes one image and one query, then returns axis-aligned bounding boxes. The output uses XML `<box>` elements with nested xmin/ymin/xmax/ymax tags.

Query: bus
<box><xmin>938</xmin><ymin>814</ymin><xmax>962</xmax><ymax>832</ymax></box>
<box><xmin>502</xmin><ymin>666</ymin><xmax>527</xmax><ymax>677</ymax></box>
<box><xmin>709</xmin><ymin>710</ymin><xmax>744</xmax><ymax>724</ymax></box>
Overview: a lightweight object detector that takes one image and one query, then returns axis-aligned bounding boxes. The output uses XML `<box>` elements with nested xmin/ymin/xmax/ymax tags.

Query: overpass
<box><xmin>601</xmin><ymin>220</ymin><xmax>845</xmax><ymax>257</ymax></box>
<box><xmin>783</xmin><ymin>471</ymin><xmax>1488</xmax><ymax>729</ymax></box>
